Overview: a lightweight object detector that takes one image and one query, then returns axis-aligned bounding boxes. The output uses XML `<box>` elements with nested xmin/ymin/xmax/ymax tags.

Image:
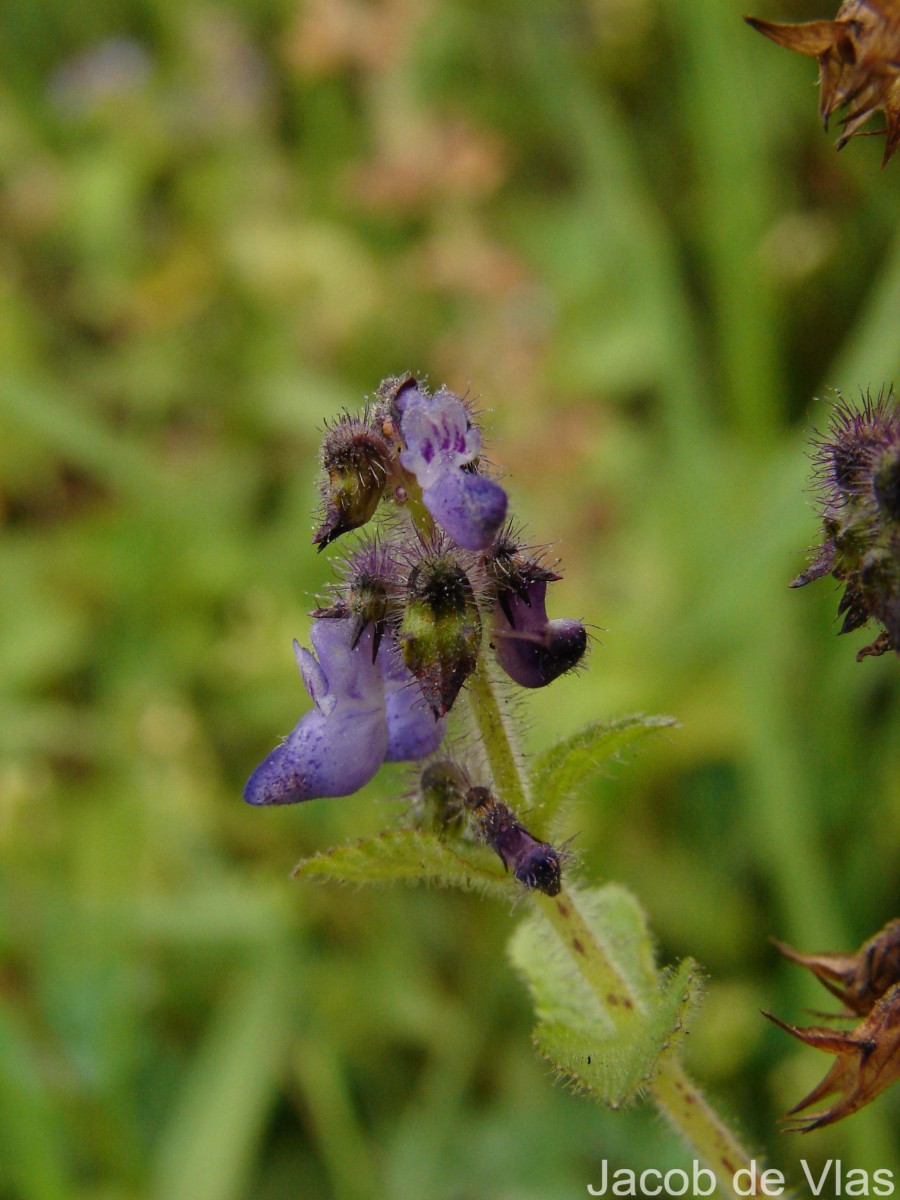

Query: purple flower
<box><xmin>244</xmin><ymin>619</ymin><xmax>388</xmax><ymax>805</ymax></box>
<box><xmin>493</xmin><ymin>578</ymin><xmax>586</xmax><ymax>688</ymax></box>
<box><xmin>379</xmin><ymin>636</ymin><xmax>446</xmax><ymax>761</ymax></box>
<box><xmin>399</xmin><ymin>385</ymin><xmax>507</xmax><ymax>550</ymax></box>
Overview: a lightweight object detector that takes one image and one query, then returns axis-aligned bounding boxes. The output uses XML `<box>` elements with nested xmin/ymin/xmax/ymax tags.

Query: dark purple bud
<box><xmin>313</xmin><ymin>414</ymin><xmax>392</xmax><ymax>549</ymax></box>
<box><xmin>464</xmin><ymin>786</ymin><xmax>562</xmax><ymax>896</ymax></box>
<box><xmin>244</xmin><ymin>620</ymin><xmax>388</xmax><ymax>805</ymax></box>
<box><xmin>379</xmin><ymin>636</ymin><xmax>447</xmax><ymax>761</ymax></box>
<box><xmin>814</xmin><ymin>388</ymin><xmax>899</xmax><ymax>501</ymax></box>
<box><xmin>492</xmin><ymin>577</ymin><xmax>586</xmax><ymax>688</ymax></box>
<box><xmin>399</xmin><ymin>551</ymin><xmax>483</xmax><ymax>717</ymax></box>
<box><xmin>399</xmin><ymin>385</ymin><xmax>507</xmax><ymax>550</ymax></box>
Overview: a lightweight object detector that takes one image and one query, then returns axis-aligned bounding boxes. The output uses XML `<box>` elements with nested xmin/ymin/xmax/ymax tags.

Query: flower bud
<box><xmin>464</xmin><ymin>785</ymin><xmax>562</xmax><ymax>896</ymax></box>
<box><xmin>398</xmin><ymin>550</ymin><xmax>483</xmax><ymax>717</ymax></box>
<box><xmin>486</xmin><ymin>536</ymin><xmax>586</xmax><ymax>688</ymax></box>
<box><xmin>313</xmin><ymin>414</ymin><xmax>392</xmax><ymax>549</ymax></box>
<box><xmin>244</xmin><ymin>619</ymin><xmax>388</xmax><ymax>805</ymax></box>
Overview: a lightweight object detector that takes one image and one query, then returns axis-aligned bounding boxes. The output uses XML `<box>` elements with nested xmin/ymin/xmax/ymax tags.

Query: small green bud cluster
<box><xmin>793</xmin><ymin>388</ymin><xmax>900</xmax><ymax>660</ymax></box>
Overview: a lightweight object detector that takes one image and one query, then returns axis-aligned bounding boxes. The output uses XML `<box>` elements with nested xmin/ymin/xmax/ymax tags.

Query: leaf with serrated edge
<box><xmin>293</xmin><ymin>829</ymin><xmax>513</xmax><ymax>896</ymax></box>
<box><xmin>529</xmin><ymin>714</ymin><xmax>677</xmax><ymax>832</ymax></box>
<box><xmin>509</xmin><ymin>884</ymin><xmax>701</xmax><ymax>1106</ymax></box>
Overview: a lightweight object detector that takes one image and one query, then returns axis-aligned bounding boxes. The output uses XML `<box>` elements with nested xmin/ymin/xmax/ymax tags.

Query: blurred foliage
<box><xmin>1</xmin><ymin>0</ymin><xmax>899</xmax><ymax>1197</ymax></box>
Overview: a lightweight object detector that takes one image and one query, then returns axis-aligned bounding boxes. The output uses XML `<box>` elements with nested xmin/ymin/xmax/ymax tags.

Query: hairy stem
<box><xmin>468</xmin><ymin>663</ymin><xmax>770</xmax><ymax>1200</ymax></box>
<box><xmin>652</xmin><ymin>1061</ymin><xmax>772</xmax><ymax>1198</ymax></box>
<box><xmin>464</xmin><ymin>661</ymin><xmax>528</xmax><ymax>812</ymax></box>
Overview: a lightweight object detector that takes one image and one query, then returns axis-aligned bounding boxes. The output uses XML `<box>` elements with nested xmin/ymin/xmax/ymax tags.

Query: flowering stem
<box><xmin>652</xmin><ymin>1061</ymin><xmax>772</xmax><ymax>1199</ymax></box>
<box><xmin>463</xmin><ymin>661</ymin><xmax>528</xmax><ymax>813</ymax></box>
<box><xmin>466</xmin><ymin>662</ymin><xmax>770</xmax><ymax>1200</ymax></box>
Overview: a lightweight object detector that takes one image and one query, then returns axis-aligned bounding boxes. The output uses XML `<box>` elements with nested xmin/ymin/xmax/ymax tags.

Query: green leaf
<box><xmin>529</xmin><ymin>714</ymin><xmax>678</xmax><ymax>830</ymax></box>
<box><xmin>509</xmin><ymin>885</ymin><xmax>702</xmax><ymax>1108</ymax></box>
<box><xmin>292</xmin><ymin>829</ymin><xmax>513</xmax><ymax>897</ymax></box>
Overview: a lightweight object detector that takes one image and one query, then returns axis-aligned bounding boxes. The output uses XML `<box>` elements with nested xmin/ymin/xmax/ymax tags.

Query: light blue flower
<box><xmin>244</xmin><ymin>619</ymin><xmax>388</xmax><ymax>805</ymax></box>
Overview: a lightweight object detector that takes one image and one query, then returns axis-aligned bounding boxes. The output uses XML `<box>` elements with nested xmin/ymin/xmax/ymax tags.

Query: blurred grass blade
<box><xmin>150</xmin><ymin>950</ymin><xmax>292</xmax><ymax>1200</ymax></box>
<box><xmin>0</xmin><ymin>1000</ymin><xmax>69</xmax><ymax>1200</ymax></box>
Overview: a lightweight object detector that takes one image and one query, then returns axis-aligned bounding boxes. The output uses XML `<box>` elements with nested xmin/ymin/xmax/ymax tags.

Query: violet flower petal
<box><xmin>244</xmin><ymin>619</ymin><xmax>388</xmax><ymax>805</ymax></box>
<box><xmin>423</xmin><ymin>468</ymin><xmax>507</xmax><ymax>551</ymax></box>
<box><xmin>399</xmin><ymin>387</ymin><xmax>479</xmax><ymax>487</ymax></box>
<box><xmin>379</xmin><ymin>637</ymin><xmax>446</xmax><ymax>761</ymax></box>
<box><xmin>399</xmin><ymin>386</ymin><xmax>507</xmax><ymax>549</ymax></box>
<box><xmin>493</xmin><ymin>581</ymin><xmax>587</xmax><ymax>688</ymax></box>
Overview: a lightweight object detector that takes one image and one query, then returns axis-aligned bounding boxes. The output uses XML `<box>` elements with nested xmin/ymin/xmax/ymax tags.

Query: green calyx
<box><xmin>399</xmin><ymin>558</ymin><xmax>483</xmax><ymax>717</ymax></box>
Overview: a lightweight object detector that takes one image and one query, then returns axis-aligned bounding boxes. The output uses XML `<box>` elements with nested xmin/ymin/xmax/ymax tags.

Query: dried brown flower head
<box><xmin>745</xmin><ymin>2</ymin><xmax>900</xmax><ymax>165</ymax></box>
<box><xmin>773</xmin><ymin>920</ymin><xmax>900</xmax><ymax>1016</ymax></box>
<box><xmin>768</xmin><ymin>921</ymin><xmax>900</xmax><ymax>1129</ymax></box>
<box><xmin>765</xmin><ymin>984</ymin><xmax>900</xmax><ymax>1130</ymax></box>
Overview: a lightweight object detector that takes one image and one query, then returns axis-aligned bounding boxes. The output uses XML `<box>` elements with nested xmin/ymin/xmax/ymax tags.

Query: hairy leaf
<box><xmin>293</xmin><ymin>829</ymin><xmax>513</xmax><ymax>896</ymax></box>
<box><xmin>509</xmin><ymin>885</ymin><xmax>702</xmax><ymax>1107</ymax></box>
<box><xmin>529</xmin><ymin>714</ymin><xmax>678</xmax><ymax>831</ymax></box>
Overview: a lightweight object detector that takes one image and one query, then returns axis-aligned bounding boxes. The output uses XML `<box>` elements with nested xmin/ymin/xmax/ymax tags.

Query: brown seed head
<box><xmin>746</xmin><ymin>2</ymin><xmax>900</xmax><ymax>165</ymax></box>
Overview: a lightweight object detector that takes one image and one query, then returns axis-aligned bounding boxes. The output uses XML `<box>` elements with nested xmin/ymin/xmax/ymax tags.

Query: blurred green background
<box><xmin>1</xmin><ymin>0</ymin><xmax>899</xmax><ymax>1196</ymax></box>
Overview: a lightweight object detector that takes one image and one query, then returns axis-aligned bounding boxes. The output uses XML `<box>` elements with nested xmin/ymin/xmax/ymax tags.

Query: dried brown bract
<box><xmin>765</xmin><ymin>984</ymin><xmax>900</xmax><ymax>1130</ymax></box>
<box><xmin>745</xmin><ymin>2</ymin><xmax>900</xmax><ymax>165</ymax></box>
<box><xmin>768</xmin><ymin>921</ymin><xmax>900</xmax><ymax>1128</ymax></box>
<box><xmin>773</xmin><ymin>920</ymin><xmax>900</xmax><ymax>1016</ymax></box>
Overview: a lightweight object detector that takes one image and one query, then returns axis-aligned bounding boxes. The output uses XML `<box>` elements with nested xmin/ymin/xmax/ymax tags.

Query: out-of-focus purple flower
<box><xmin>379</xmin><ymin>636</ymin><xmax>446</xmax><ymax>761</ymax></box>
<box><xmin>49</xmin><ymin>38</ymin><xmax>152</xmax><ymax>116</ymax></box>
<box><xmin>792</xmin><ymin>388</ymin><xmax>900</xmax><ymax>659</ymax></box>
<box><xmin>493</xmin><ymin>577</ymin><xmax>586</xmax><ymax>688</ymax></box>
<box><xmin>244</xmin><ymin>619</ymin><xmax>387</xmax><ymax>805</ymax></box>
<box><xmin>399</xmin><ymin>385</ymin><xmax>507</xmax><ymax>550</ymax></box>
